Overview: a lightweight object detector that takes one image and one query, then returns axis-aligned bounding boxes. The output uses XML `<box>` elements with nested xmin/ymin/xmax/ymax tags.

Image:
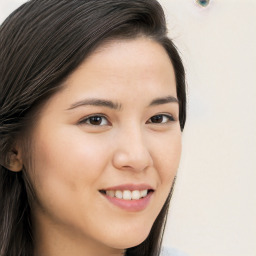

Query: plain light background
<box><xmin>0</xmin><ymin>1</ymin><xmax>255</xmax><ymax>256</ymax></box>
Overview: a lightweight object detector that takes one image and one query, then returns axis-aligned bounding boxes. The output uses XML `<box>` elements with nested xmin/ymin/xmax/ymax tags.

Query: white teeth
<box><xmin>131</xmin><ymin>190</ymin><xmax>140</xmax><ymax>200</ymax></box>
<box><xmin>123</xmin><ymin>190</ymin><xmax>132</xmax><ymax>200</ymax></box>
<box><xmin>106</xmin><ymin>190</ymin><xmax>115</xmax><ymax>197</ymax></box>
<box><xmin>105</xmin><ymin>189</ymin><xmax>149</xmax><ymax>200</ymax></box>
<box><xmin>140</xmin><ymin>189</ymin><xmax>147</xmax><ymax>197</ymax></box>
<box><xmin>115</xmin><ymin>190</ymin><xmax>123</xmax><ymax>199</ymax></box>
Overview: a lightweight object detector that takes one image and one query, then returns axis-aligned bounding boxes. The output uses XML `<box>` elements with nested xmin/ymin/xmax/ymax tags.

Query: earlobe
<box><xmin>7</xmin><ymin>148</ymin><xmax>23</xmax><ymax>172</ymax></box>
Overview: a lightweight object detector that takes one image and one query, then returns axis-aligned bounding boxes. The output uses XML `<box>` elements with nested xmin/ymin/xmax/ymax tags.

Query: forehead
<box><xmin>41</xmin><ymin>37</ymin><xmax>177</xmax><ymax>115</ymax></box>
<box><xmin>90</xmin><ymin>37</ymin><xmax>173</xmax><ymax>68</ymax></box>
<box><xmin>64</xmin><ymin>37</ymin><xmax>176</xmax><ymax>95</ymax></box>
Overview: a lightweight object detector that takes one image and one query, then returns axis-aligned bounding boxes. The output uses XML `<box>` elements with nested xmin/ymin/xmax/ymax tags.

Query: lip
<box><xmin>99</xmin><ymin>183</ymin><xmax>155</xmax><ymax>212</ymax></box>
<box><xmin>100</xmin><ymin>190</ymin><xmax>154</xmax><ymax>212</ymax></box>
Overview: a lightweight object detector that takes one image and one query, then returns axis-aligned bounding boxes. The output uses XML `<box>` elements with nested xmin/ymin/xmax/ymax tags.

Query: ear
<box><xmin>7</xmin><ymin>147</ymin><xmax>23</xmax><ymax>172</ymax></box>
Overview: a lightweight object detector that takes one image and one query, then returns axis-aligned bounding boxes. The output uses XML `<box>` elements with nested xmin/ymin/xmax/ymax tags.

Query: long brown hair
<box><xmin>0</xmin><ymin>1</ymin><xmax>186</xmax><ymax>255</ymax></box>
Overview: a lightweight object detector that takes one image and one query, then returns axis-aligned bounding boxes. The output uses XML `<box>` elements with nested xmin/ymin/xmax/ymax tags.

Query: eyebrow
<box><xmin>148</xmin><ymin>96</ymin><xmax>179</xmax><ymax>107</ymax></box>
<box><xmin>67</xmin><ymin>98</ymin><xmax>122</xmax><ymax>111</ymax></box>
<box><xmin>66</xmin><ymin>95</ymin><xmax>178</xmax><ymax>111</ymax></box>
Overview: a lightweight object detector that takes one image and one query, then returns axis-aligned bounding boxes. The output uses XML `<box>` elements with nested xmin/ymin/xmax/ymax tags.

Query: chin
<box><xmin>105</xmin><ymin>225</ymin><xmax>152</xmax><ymax>249</ymax></box>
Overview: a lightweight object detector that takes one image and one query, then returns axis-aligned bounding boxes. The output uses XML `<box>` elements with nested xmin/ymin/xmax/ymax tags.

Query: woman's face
<box><xmin>27</xmin><ymin>38</ymin><xmax>182</xmax><ymax>255</ymax></box>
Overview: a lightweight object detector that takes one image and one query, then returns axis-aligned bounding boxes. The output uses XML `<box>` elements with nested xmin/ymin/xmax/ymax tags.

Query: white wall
<box><xmin>1</xmin><ymin>1</ymin><xmax>255</xmax><ymax>256</ymax></box>
<box><xmin>159</xmin><ymin>1</ymin><xmax>256</xmax><ymax>256</ymax></box>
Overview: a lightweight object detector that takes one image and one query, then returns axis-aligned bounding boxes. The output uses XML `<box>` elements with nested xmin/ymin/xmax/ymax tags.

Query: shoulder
<box><xmin>161</xmin><ymin>246</ymin><xmax>189</xmax><ymax>256</ymax></box>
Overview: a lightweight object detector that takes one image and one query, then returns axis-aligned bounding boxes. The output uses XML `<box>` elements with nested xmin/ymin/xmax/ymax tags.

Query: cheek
<box><xmin>149</xmin><ymin>131</ymin><xmax>181</xmax><ymax>217</ymax></box>
<box><xmin>152</xmin><ymin>130</ymin><xmax>182</xmax><ymax>184</ymax></box>
<box><xmin>28</xmin><ymin>126</ymin><xmax>114</xmax><ymax>229</ymax></box>
<box><xmin>30</xmin><ymin>126</ymin><xmax>111</xmax><ymax>194</ymax></box>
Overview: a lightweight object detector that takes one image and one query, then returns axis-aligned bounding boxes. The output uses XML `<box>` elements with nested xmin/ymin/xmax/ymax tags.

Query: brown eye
<box><xmin>89</xmin><ymin>116</ymin><xmax>103</xmax><ymax>125</ymax></box>
<box><xmin>79</xmin><ymin>115</ymin><xmax>109</xmax><ymax>126</ymax></box>
<box><xmin>150</xmin><ymin>115</ymin><xmax>164</xmax><ymax>123</ymax></box>
<box><xmin>148</xmin><ymin>114</ymin><xmax>174</xmax><ymax>124</ymax></box>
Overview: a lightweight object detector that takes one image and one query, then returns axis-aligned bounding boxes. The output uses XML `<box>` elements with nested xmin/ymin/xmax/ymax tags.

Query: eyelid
<box><xmin>78</xmin><ymin>114</ymin><xmax>110</xmax><ymax>126</ymax></box>
<box><xmin>147</xmin><ymin>113</ymin><xmax>176</xmax><ymax>124</ymax></box>
<box><xmin>77</xmin><ymin>113</ymin><xmax>176</xmax><ymax>127</ymax></box>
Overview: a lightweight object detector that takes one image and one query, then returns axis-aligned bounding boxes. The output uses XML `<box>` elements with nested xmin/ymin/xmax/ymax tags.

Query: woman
<box><xmin>0</xmin><ymin>0</ymin><xmax>186</xmax><ymax>255</ymax></box>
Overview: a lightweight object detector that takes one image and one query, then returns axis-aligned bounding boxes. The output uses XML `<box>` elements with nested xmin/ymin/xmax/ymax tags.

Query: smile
<box><xmin>100</xmin><ymin>189</ymin><xmax>152</xmax><ymax>200</ymax></box>
<box><xmin>99</xmin><ymin>184</ymin><xmax>155</xmax><ymax>212</ymax></box>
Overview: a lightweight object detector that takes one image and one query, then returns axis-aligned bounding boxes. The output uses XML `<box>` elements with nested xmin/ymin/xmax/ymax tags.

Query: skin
<box><xmin>18</xmin><ymin>37</ymin><xmax>182</xmax><ymax>256</ymax></box>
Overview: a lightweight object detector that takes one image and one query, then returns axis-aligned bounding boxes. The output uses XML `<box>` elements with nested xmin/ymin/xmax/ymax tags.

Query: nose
<box><xmin>112</xmin><ymin>126</ymin><xmax>153</xmax><ymax>172</ymax></box>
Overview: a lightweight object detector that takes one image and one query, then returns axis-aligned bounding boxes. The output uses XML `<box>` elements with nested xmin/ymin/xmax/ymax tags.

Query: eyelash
<box><xmin>78</xmin><ymin>114</ymin><xmax>175</xmax><ymax>126</ymax></box>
